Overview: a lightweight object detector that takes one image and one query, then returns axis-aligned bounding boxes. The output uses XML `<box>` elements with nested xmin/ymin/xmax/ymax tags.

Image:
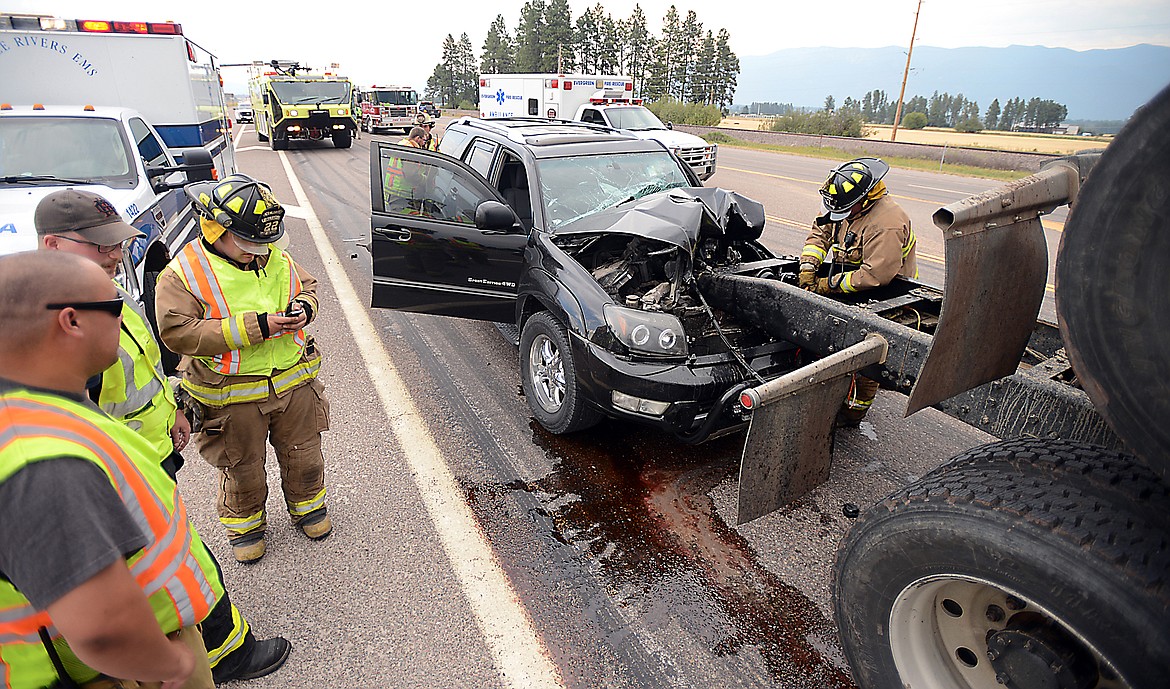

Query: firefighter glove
<box><xmin>799</xmin><ymin>269</ymin><xmax>817</xmax><ymax>289</ymax></box>
<box><xmin>813</xmin><ymin>276</ymin><xmax>840</xmax><ymax>295</ymax></box>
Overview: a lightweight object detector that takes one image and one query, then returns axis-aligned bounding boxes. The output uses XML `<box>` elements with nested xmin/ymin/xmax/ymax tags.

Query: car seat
<box><xmin>499</xmin><ymin>163</ymin><xmax>532</xmax><ymax>230</ymax></box>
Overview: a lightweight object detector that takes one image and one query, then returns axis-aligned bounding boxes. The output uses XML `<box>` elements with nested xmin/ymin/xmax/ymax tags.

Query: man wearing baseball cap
<box><xmin>36</xmin><ymin>189</ymin><xmax>292</xmax><ymax>683</ymax></box>
<box><xmin>34</xmin><ymin>188</ymin><xmax>144</xmax><ymax>278</ymax></box>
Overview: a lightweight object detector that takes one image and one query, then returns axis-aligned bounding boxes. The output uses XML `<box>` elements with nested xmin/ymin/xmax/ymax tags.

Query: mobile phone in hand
<box><xmin>285</xmin><ymin>300</ymin><xmax>303</xmax><ymax>318</ymax></box>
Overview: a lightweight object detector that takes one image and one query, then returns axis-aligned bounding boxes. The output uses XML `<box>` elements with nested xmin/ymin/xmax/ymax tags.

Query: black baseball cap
<box><xmin>34</xmin><ymin>189</ymin><xmax>144</xmax><ymax>244</ymax></box>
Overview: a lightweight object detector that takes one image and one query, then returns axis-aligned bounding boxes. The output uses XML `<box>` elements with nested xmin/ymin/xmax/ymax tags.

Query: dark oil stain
<box><xmin>473</xmin><ymin>416</ymin><xmax>856</xmax><ymax>688</ymax></box>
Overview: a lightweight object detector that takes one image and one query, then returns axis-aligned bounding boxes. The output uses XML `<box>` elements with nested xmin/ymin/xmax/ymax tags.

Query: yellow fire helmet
<box><xmin>820</xmin><ymin>158</ymin><xmax>889</xmax><ymax>221</ymax></box>
<box><xmin>185</xmin><ymin>174</ymin><xmax>285</xmax><ymax>243</ymax></box>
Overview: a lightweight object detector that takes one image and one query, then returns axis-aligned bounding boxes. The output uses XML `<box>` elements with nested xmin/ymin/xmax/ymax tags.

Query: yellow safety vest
<box><xmin>97</xmin><ymin>286</ymin><xmax>177</xmax><ymax>463</ymax></box>
<box><xmin>168</xmin><ymin>242</ymin><xmax>318</xmax><ymax>407</ymax></box>
<box><xmin>0</xmin><ymin>389</ymin><xmax>223</xmax><ymax>688</ymax></box>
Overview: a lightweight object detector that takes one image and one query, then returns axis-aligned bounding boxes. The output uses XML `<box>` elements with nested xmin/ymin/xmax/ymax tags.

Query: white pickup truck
<box><xmin>479</xmin><ymin>74</ymin><xmax>718</xmax><ymax>180</ymax></box>
<box><xmin>572</xmin><ymin>102</ymin><xmax>717</xmax><ymax>181</ymax></box>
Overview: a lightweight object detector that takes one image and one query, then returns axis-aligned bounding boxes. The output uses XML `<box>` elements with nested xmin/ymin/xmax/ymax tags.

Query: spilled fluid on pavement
<box><xmin>481</xmin><ymin>418</ymin><xmax>856</xmax><ymax>688</ymax></box>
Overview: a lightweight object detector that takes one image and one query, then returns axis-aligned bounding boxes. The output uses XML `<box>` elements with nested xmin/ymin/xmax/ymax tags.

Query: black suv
<box><xmin>368</xmin><ymin>117</ymin><xmax>803</xmax><ymax>441</ymax></box>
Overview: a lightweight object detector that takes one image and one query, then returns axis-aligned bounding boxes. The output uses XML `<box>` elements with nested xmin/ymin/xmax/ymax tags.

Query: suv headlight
<box><xmin>603</xmin><ymin>304</ymin><xmax>688</xmax><ymax>358</ymax></box>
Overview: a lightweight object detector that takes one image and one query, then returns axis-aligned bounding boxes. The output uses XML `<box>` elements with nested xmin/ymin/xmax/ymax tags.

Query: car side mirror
<box><xmin>148</xmin><ymin>147</ymin><xmax>215</xmax><ymax>192</ymax></box>
<box><xmin>666</xmin><ymin>121</ymin><xmax>674</xmax><ymax>130</ymax></box>
<box><xmin>475</xmin><ymin>200</ymin><xmax>521</xmax><ymax>232</ymax></box>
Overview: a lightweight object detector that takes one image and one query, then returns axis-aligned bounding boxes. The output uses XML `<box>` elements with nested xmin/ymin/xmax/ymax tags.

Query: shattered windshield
<box><xmin>270</xmin><ymin>81</ymin><xmax>351</xmax><ymax>104</ymax></box>
<box><xmin>0</xmin><ymin>117</ymin><xmax>136</xmax><ymax>186</ymax></box>
<box><xmin>605</xmin><ymin>107</ymin><xmax>667</xmax><ymax>130</ymax></box>
<box><xmin>536</xmin><ymin>151</ymin><xmax>691</xmax><ymax>230</ymax></box>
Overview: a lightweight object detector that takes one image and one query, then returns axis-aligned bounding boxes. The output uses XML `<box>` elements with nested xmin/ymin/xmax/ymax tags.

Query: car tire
<box><xmin>332</xmin><ymin>130</ymin><xmax>352</xmax><ymax>148</ymax></box>
<box><xmin>833</xmin><ymin>439</ymin><xmax>1170</xmax><ymax>689</ymax></box>
<box><xmin>520</xmin><ymin>311</ymin><xmax>603</xmax><ymax>434</ymax></box>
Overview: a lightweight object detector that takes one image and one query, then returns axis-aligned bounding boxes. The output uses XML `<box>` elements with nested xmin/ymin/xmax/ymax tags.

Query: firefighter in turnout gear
<box><xmin>800</xmin><ymin>157</ymin><xmax>917</xmax><ymax>425</ymax></box>
<box><xmin>34</xmin><ymin>188</ymin><xmax>292</xmax><ymax>683</ymax></box>
<box><xmin>156</xmin><ymin>174</ymin><xmax>332</xmax><ymax>565</ymax></box>
<box><xmin>0</xmin><ymin>251</ymin><xmax>222</xmax><ymax>688</ymax></box>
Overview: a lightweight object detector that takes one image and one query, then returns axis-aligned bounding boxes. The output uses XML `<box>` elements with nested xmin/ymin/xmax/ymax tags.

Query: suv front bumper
<box><xmin>570</xmin><ymin>334</ymin><xmax>797</xmax><ymax>442</ymax></box>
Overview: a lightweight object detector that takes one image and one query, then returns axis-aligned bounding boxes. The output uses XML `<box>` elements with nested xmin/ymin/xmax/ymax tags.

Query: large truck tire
<box><xmin>833</xmin><ymin>439</ymin><xmax>1170</xmax><ymax>689</ymax></box>
<box><xmin>271</xmin><ymin>132</ymin><xmax>288</xmax><ymax>151</ymax></box>
<box><xmin>1056</xmin><ymin>84</ymin><xmax>1170</xmax><ymax>477</ymax></box>
<box><xmin>332</xmin><ymin>130</ymin><xmax>352</xmax><ymax>148</ymax></box>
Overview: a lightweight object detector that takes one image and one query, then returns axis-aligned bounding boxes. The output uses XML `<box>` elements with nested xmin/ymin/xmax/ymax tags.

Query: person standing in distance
<box><xmin>155</xmin><ymin>174</ymin><xmax>332</xmax><ymax>564</ymax></box>
<box><xmin>34</xmin><ymin>188</ymin><xmax>292</xmax><ymax>683</ymax></box>
<box><xmin>0</xmin><ymin>251</ymin><xmax>221</xmax><ymax>688</ymax></box>
<box><xmin>799</xmin><ymin>157</ymin><xmax>917</xmax><ymax>425</ymax></box>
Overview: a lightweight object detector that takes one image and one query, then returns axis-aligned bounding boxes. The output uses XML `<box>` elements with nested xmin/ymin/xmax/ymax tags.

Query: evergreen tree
<box><xmin>824</xmin><ymin>95</ymin><xmax>835</xmax><ymax>112</ymax></box>
<box><xmin>437</xmin><ymin>33</ymin><xmax>460</xmax><ymax>106</ymax></box>
<box><xmin>984</xmin><ymin>98</ymin><xmax>1000</xmax><ymax>130</ymax></box>
<box><xmin>515</xmin><ymin>1</ymin><xmax>546</xmax><ymax>72</ymax></box>
<box><xmin>573</xmin><ymin>4</ymin><xmax>604</xmax><ymax>73</ymax></box>
<box><xmin>713</xmin><ymin>28</ymin><xmax>739</xmax><ymax>110</ymax></box>
<box><xmin>653</xmin><ymin>6</ymin><xmax>682</xmax><ymax>100</ymax></box>
<box><xmin>480</xmin><ymin>14</ymin><xmax>515</xmax><ymax>74</ymax></box>
<box><xmin>456</xmin><ymin>33</ymin><xmax>478</xmax><ymax>105</ymax></box>
<box><xmin>677</xmin><ymin>10</ymin><xmax>702</xmax><ymax>102</ymax></box>
<box><xmin>624</xmin><ymin>5</ymin><xmax>651</xmax><ymax>98</ymax></box>
<box><xmin>544</xmin><ymin>0</ymin><xmax>574</xmax><ymax>72</ymax></box>
<box><xmin>690</xmin><ymin>31</ymin><xmax>715</xmax><ymax>104</ymax></box>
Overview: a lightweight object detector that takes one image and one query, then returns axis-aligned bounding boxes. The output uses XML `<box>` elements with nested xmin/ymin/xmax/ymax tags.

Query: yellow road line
<box><xmin>722</xmin><ymin>165</ymin><xmax>938</xmax><ymax>206</ymax></box>
<box><xmin>763</xmin><ymin>214</ymin><xmax>1055</xmax><ymax>293</ymax></box>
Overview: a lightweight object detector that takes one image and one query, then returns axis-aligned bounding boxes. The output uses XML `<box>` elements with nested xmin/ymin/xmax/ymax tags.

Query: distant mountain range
<box><xmin>735</xmin><ymin>44</ymin><xmax>1170</xmax><ymax>121</ymax></box>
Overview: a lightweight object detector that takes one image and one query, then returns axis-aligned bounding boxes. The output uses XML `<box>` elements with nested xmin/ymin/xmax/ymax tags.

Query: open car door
<box><xmin>369</xmin><ymin>143</ymin><xmax>527</xmax><ymax>322</ymax></box>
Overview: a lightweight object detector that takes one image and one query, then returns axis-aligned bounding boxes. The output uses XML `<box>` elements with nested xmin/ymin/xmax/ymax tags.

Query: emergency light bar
<box><xmin>77</xmin><ymin>19</ymin><xmax>183</xmax><ymax>34</ymax></box>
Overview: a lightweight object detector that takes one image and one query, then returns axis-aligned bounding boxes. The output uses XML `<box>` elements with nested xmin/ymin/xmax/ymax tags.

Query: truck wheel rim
<box><xmin>889</xmin><ymin>576</ymin><xmax>1127</xmax><ymax>689</ymax></box>
<box><xmin>529</xmin><ymin>334</ymin><xmax>565</xmax><ymax>413</ymax></box>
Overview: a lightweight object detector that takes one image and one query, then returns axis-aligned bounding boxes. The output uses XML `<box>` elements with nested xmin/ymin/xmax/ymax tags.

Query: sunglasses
<box><xmin>45</xmin><ymin>296</ymin><xmax>124</xmax><ymax>317</ymax></box>
<box><xmin>53</xmin><ymin>234</ymin><xmax>126</xmax><ymax>254</ymax></box>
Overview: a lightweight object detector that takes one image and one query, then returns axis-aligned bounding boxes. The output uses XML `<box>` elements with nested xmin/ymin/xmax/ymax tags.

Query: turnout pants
<box><xmin>840</xmin><ymin>374</ymin><xmax>880</xmax><ymax>424</ymax></box>
<box><xmin>194</xmin><ymin>379</ymin><xmax>330</xmax><ymax>545</ymax></box>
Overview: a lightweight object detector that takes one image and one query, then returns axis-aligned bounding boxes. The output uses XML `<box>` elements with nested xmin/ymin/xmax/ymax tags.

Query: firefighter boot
<box><xmin>298</xmin><ymin>511</ymin><xmax>333</xmax><ymax>541</ymax></box>
<box><xmin>212</xmin><ymin>636</ymin><xmax>292</xmax><ymax>683</ymax></box>
<box><xmin>231</xmin><ymin>531</ymin><xmax>266</xmax><ymax>564</ymax></box>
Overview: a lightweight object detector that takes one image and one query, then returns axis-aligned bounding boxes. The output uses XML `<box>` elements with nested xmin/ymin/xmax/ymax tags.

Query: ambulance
<box><xmin>0</xmin><ymin>13</ymin><xmax>230</xmax><ymax>313</ymax></box>
<box><xmin>479</xmin><ymin>73</ymin><xmax>716</xmax><ymax>180</ymax></box>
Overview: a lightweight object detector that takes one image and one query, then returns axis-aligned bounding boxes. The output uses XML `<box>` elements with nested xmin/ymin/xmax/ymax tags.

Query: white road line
<box><xmin>908</xmin><ymin>183</ymin><xmax>969</xmax><ymax>195</ymax></box>
<box><xmin>276</xmin><ymin>151</ymin><xmax>564</xmax><ymax>689</ymax></box>
<box><xmin>233</xmin><ymin>125</ymin><xmax>250</xmax><ymax>152</ymax></box>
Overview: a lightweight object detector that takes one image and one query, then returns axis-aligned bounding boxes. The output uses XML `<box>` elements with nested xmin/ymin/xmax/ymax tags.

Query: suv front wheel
<box><xmin>520</xmin><ymin>312</ymin><xmax>602</xmax><ymax>434</ymax></box>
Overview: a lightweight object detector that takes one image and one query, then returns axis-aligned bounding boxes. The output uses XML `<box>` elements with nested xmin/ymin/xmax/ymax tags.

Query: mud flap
<box><xmin>908</xmin><ymin>163</ymin><xmax>1083</xmax><ymax>414</ymax></box>
<box><xmin>736</xmin><ymin>336</ymin><xmax>888</xmax><ymax>524</ymax></box>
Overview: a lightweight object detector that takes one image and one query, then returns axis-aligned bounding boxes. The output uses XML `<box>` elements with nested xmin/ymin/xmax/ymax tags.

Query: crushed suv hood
<box><xmin>555</xmin><ymin>187</ymin><xmax>764</xmax><ymax>251</ymax></box>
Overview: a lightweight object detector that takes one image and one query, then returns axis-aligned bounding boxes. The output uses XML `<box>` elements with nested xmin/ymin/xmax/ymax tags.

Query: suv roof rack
<box><xmin>455</xmin><ymin>116</ymin><xmax>634</xmax><ymax>146</ymax></box>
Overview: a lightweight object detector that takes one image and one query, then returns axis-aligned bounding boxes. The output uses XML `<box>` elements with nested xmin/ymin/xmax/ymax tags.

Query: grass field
<box><xmin>718</xmin><ymin>118</ymin><xmax>1111</xmax><ymax>155</ymax></box>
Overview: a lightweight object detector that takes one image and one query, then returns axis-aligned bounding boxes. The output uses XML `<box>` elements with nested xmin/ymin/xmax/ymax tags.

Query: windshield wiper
<box><xmin>0</xmin><ymin>174</ymin><xmax>93</xmax><ymax>185</ymax></box>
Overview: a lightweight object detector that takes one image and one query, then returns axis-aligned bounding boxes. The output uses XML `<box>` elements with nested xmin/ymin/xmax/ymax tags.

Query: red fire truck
<box><xmin>359</xmin><ymin>85</ymin><xmax>419</xmax><ymax>134</ymax></box>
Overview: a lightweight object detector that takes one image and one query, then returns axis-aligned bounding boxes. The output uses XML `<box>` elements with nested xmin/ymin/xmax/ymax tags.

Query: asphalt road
<box><xmin>176</xmin><ymin>121</ymin><xmax>1028</xmax><ymax>688</ymax></box>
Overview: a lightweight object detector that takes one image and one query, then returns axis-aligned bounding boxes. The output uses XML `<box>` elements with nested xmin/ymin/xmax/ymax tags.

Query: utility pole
<box><xmin>890</xmin><ymin>0</ymin><xmax>922</xmax><ymax>142</ymax></box>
